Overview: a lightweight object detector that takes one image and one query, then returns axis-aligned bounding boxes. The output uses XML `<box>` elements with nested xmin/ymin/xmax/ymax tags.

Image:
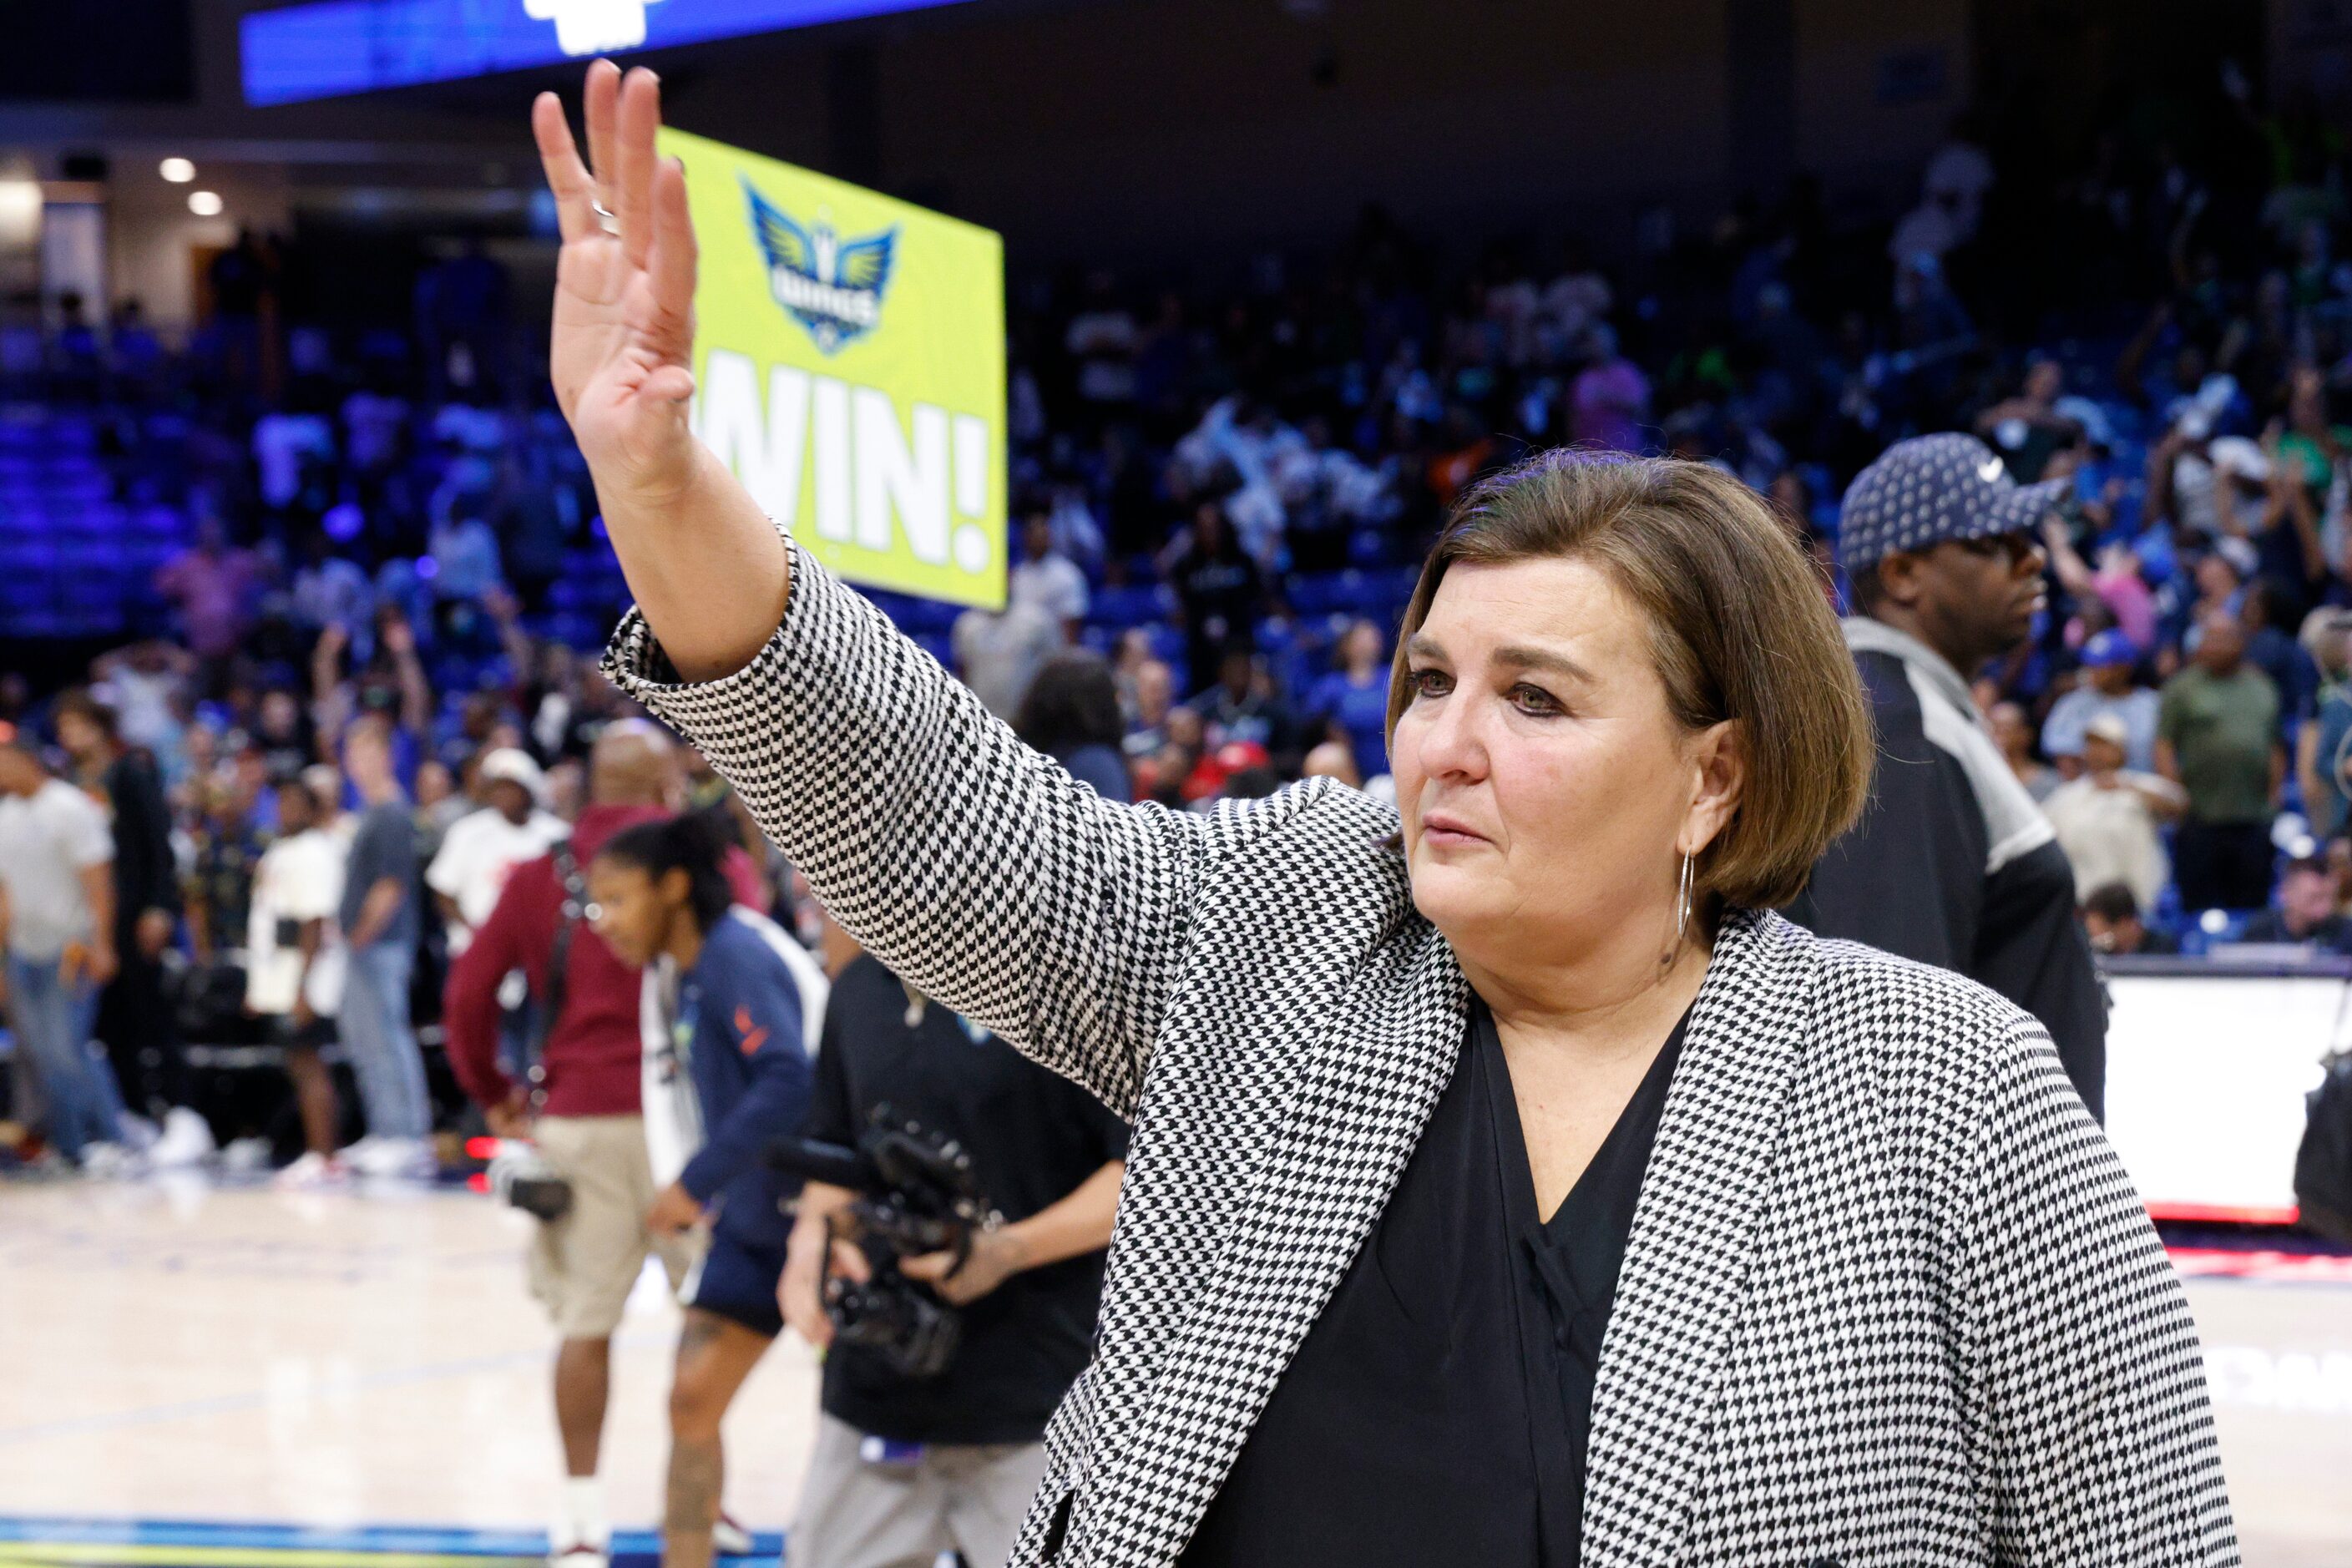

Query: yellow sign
<box><xmin>662</xmin><ymin>126</ymin><xmax>1007</xmax><ymax>609</ymax></box>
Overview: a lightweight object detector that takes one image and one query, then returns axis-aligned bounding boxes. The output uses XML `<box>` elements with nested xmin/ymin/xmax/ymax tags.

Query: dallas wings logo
<box><xmin>744</xmin><ymin>179</ymin><xmax>898</xmax><ymax>355</ymax></box>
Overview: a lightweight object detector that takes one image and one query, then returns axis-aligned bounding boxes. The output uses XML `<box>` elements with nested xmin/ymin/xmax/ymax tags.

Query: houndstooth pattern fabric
<box><xmin>604</xmin><ymin>530</ymin><xmax>2238</xmax><ymax>1568</ymax></box>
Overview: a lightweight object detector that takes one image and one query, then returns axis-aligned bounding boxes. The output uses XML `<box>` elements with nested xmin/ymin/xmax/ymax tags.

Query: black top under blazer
<box><xmin>605</xmin><ymin>530</ymin><xmax>2239</xmax><ymax>1568</ymax></box>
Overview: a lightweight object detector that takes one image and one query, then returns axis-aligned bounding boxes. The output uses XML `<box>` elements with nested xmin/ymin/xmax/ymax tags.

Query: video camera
<box><xmin>766</xmin><ymin>1108</ymin><xmax>999</xmax><ymax>1379</ymax></box>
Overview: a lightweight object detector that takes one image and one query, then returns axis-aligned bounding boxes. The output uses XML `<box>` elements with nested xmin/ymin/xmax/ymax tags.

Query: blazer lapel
<box><xmin>1581</xmin><ymin>911</ymin><xmax>1818</xmax><ymax>1565</ymax></box>
<box><xmin>1080</xmin><ymin>928</ymin><xmax>1468</xmax><ymax>1566</ymax></box>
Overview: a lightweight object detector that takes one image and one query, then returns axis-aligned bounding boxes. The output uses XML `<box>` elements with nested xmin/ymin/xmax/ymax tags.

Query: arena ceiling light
<box><xmin>240</xmin><ymin>0</ymin><xmax>980</xmax><ymax>107</ymax></box>
<box><xmin>188</xmin><ymin>190</ymin><xmax>224</xmax><ymax>217</ymax></box>
<box><xmin>159</xmin><ymin>157</ymin><xmax>195</xmax><ymax>184</ymax></box>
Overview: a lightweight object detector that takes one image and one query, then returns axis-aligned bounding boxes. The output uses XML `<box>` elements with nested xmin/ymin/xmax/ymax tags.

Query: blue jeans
<box><xmin>339</xmin><ymin>942</ymin><xmax>430</xmax><ymax>1141</ymax></box>
<box><xmin>5</xmin><ymin>953</ymin><xmax>119</xmax><ymax>1159</ymax></box>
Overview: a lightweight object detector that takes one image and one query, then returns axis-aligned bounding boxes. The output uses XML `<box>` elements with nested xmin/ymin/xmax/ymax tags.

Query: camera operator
<box><xmin>781</xmin><ymin>945</ymin><xmax>1127</xmax><ymax>1568</ymax></box>
<box><xmin>585</xmin><ymin>812</ymin><xmax>827</xmax><ymax>1568</ymax></box>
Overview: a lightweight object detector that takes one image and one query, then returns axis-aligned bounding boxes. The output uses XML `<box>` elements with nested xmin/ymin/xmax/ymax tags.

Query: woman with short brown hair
<box><xmin>539</xmin><ymin>63</ymin><xmax>2234</xmax><ymax>1568</ymax></box>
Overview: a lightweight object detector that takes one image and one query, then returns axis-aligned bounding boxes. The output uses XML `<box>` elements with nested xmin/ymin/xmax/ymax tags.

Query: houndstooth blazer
<box><xmin>605</xmin><ymin>534</ymin><xmax>2238</xmax><ymax>1568</ymax></box>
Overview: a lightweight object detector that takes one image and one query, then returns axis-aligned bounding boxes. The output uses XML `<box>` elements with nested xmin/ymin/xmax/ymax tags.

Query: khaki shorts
<box><xmin>525</xmin><ymin>1114</ymin><xmax>695</xmax><ymax>1341</ymax></box>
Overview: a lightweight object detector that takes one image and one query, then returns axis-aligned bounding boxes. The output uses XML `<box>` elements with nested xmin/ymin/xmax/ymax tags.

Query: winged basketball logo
<box><xmin>743</xmin><ymin>177</ymin><xmax>897</xmax><ymax>354</ymax></box>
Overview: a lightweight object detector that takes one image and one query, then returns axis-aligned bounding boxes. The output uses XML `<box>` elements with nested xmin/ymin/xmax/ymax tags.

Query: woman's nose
<box><xmin>1414</xmin><ymin>692</ymin><xmax>1488</xmax><ymax>780</ymax></box>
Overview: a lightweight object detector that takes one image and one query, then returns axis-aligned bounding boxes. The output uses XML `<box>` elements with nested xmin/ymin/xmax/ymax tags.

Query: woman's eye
<box><xmin>1511</xmin><ymin>684</ymin><xmax>1560</xmax><ymax>715</ymax></box>
<box><xmin>1409</xmin><ymin>668</ymin><xmax>1450</xmax><ymax>698</ymax></box>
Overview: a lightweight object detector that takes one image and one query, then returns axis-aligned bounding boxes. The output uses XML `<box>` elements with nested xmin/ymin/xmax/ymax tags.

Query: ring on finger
<box><xmin>589</xmin><ymin>199</ymin><xmax>620</xmax><ymax>235</ymax></box>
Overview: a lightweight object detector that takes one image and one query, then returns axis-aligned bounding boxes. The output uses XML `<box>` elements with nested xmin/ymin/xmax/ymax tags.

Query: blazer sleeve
<box><xmin>1955</xmin><ymin>1015</ymin><xmax>2238</xmax><ymax>1564</ymax></box>
<box><xmin>602</xmin><ymin>529</ymin><xmax>1334</xmax><ymax>1116</ymax></box>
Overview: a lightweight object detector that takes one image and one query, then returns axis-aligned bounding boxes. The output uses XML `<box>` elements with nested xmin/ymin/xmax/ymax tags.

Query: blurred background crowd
<box><xmin>9</xmin><ymin>43</ymin><xmax>2352</xmax><ymax>1173</ymax></box>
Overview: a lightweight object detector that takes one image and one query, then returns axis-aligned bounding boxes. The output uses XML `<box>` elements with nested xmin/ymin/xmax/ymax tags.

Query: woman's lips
<box><xmin>1420</xmin><ymin>812</ymin><xmax>1490</xmax><ymax>847</ymax></box>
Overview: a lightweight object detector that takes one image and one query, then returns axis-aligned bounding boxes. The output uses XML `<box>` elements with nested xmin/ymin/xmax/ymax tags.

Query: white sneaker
<box><xmin>547</xmin><ymin>1542</ymin><xmax>609</xmax><ymax>1568</ymax></box>
<box><xmin>220</xmin><ymin>1136</ymin><xmax>273</xmax><ymax>1175</ymax></box>
<box><xmin>274</xmin><ymin>1151</ymin><xmax>349</xmax><ymax>1189</ymax></box>
<box><xmin>712</xmin><ymin>1515</ymin><xmax>755</xmax><ymax>1556</ymax></box>
<box><xmin>341</xmin><ymin>1135</ymin><xmax>383</xmax><ymax>1165</ymax></box>
<box><xmin>149</xmin><ymin>1107</ymin><xmax>217</xmax><ymax>1167</ymax></box>
<box><xmin>349</xmin><ymin>1136</ymin><xmax>435</xmax><ymax>1179</ymax></box>
<box><xmin>78</xmin><ymin>1141</ymin><xmax>144</xmax><ymax>1179</ymax></box>
<box><xmin>118</xmin><ymin>1112</ymin><xmax>162</xmax><ymax>1152</ymax></box>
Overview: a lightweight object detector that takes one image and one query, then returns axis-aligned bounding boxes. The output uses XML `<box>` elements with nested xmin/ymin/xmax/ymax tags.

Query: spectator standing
<box><xmin>1568</xmin><ymin>324</ymin><xmax>1651</xmax><ymax>453</ymax></box>
<box><xmin>154</xmin><ymin>518</ymin><xmax>259</xmax><ymax>679</ymax></box>
<box><xmin>1972</xmin><ymin>357</ymin><xmax>2082</xmax><ymax>483</ymax></box>
<box><xmin>2242</xmin><ymin>582</ymin><xmax>2318</xmax><ymax>723</ymax></box>
<box><xmin>584</xmin><ymin>814</ymin><xmax>826</xmax><ymax>1568</ymax></box>
<box><xmin>1122</xmin><ymin>658</ymin><xmax>1177</xmax><ymax>766</ymax></box>
<box><xmin>1014</xmin><ymin>651</ymin><xmax>1131</xmax><ymax>803</ymax></box>
<box><xmin>337</xmin><ymin>718</ymin><xmax>432</xmax><ymax>1176</ymax></box>
<box><xmin>443</xmin><ymin>722</ymin><xmax>701</xmax><ymax>1568</ymax></box>
<box><xmin>1159</xmin><ymin>502</ymin><xmax>1269</xmax><ymax>685</ymax></box>
<box><xmin>950</xmin><ymin>598</ymin><xmax>1061</xmax><ymax>721</ymax></box>
<box><xmin>1988</xmin><ymin>701</ymin><xmax>2058</xmax><ymax>803</ymax></box>
<box><xmin>2041</xmin><ymin>630</ymin><xmax>2161</xmax><ymax>776</ymax></box>
<box><xmin>1185</xmin><ymin>645</ymin><xmax>1303</xmax><ymax>773</ymax></box>
<box><xmin>52</xmin><ymin>690</ymin><xmax>211</xmax><ymax>1166</ymax></box>
<box><xmin>184</xmin><ymin>780</ymin><xmax>265</xmax><ymax>963</ymax></box>
<box><xmin>2041</xmin><ymin>715</ymin><xmax>2187</xmax><ymax>911</ymax></box>
<box><xmin>2298</xmin><ymin>609</ymin><xmax>2352</xmax><ymax>837</ymax></box>
<box><xmin>1306</xmin><ymin>620</ymin><xmax>1394</xmax><ymax>783</ymax></box>
<box><xmin>427</xmin><ymin>748</ymin><xmax>569</xmax><ymax>955</ymax></box>
<box><xmin>291</xmin><ymin>529</ymin><xmax>376</xmax><ymax>643</ymax></box>
<box><xmin>2240</xmin><ymin>857</ymin><xmax>2352</xmax><ymax>949</ymax></box>
<box><xmin>245</xmin><ymin>776</ymin><xmax>348</xmax><ymax>1184</ymax></box>
<box><xmin>1787</xmin><ymin>433</ymin><xmax>2107</xmax><ymax>1117</ymax></box>
<box><xmin>2158</xmin><ymin>608</ymin><xmax>2284</xmax><ymax>911</ymax></box>
<box><xmin>0</xmin><ymin>726</ymin><xmax>129</xmax><ymax>1171</ymax></box>
<box><xmin>1007</xmin><ymin>510</ymin><xmax>1090</xmax><ymax>644</ymax></box>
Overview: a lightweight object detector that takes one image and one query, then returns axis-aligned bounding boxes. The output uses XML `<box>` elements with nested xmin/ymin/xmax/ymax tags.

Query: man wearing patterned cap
<box><xmin>1785</xmin><ymin>432</ymin><xmax>2107</xmax><ymax>1119</ymax></box>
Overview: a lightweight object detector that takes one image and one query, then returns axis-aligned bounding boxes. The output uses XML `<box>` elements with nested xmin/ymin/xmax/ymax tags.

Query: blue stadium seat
<box><xmin>1092</xmin><ymin>583</ymin><xmax>1172</xmax><ymax>627</ymax></box>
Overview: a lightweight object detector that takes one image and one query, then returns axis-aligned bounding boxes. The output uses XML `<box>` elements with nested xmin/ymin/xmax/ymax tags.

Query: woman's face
<box><xmin>1391</xmin><ymin>557</ymin><xmax>1737</xmax><ymax>969</ymax></box>
<box><xmin>587</xmin><ymin>858</ymin><xmax>680</xmax><ymax>969</ymax></box>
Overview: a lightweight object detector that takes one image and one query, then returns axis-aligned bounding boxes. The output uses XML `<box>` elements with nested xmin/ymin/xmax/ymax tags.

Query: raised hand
<box><xmin>529</xmin><ymin>62</ymin><xmax>787</xmax><ymax>682</ymax></box>
<box><xmin>534</xmin><ymin>63</ymin><xmax>701</xmax><ymax>508</ymax></box>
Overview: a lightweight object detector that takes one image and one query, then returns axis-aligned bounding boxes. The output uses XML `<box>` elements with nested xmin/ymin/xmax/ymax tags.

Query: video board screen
<box><xmin>241</xmin><ymin>0</ymin><xmax>975</xmax><ymax>106</ymax></box>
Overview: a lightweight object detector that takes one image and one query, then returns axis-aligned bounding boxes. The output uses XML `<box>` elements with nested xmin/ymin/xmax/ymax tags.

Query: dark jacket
<box><xmin>654</xmin><ymin>910</ymin><xmax>822</xmax><ymax>1252</ymax></box>
<box><xmin>102</xmin><ymin>751</ymin><xmax>180</xmax><ymax>940</ymax></box>
<box><xmin>1786</xmin><ymin>618</ymin><xmax>2108</xmax><ymax>1120</ymax></box>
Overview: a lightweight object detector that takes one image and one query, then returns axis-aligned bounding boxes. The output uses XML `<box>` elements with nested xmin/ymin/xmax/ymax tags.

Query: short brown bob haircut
<box><xmin>1386</xmin><ymin>449</ymin><xmax>1873</xmax><ymax>912</ymax></box>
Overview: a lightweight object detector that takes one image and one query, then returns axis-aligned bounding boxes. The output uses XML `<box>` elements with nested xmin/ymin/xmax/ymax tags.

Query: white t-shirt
<box><xmin>0</xmin><ymin>780</ymin><xmax>114</xmax><ymax>960</ymax></box>
<box><xmin>426</xmin><ymin>806</ymin><xmax>569</xmax><ymax>951</ymax></box>
<box><xmin>1009</xmin><ymin>554</ymin><xmax>1090</xmax><ymax>628</ymax></box>
<box><xmin>952</xmin><ymin>601</ymin><xmax>1062</xmax><ymax>718</ymax></box>
<box><xmin>2042</xmin><ymin>774</ymin><xmax>2175</xmax><ymax>911</ymax></box>
<box><xmin>246</xmin><ymin>827</ymin><xmax>346</xmax><ymax>1017</ymax></box>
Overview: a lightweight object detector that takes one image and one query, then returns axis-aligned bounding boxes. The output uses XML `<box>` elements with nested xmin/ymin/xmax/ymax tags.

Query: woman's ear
<box><xmin>659</xmin><ymin>865</ymin><xmax>694</xmax><ymax>910</ymax></box>
<box><xmin>1681</xmin><ymin>720</ymin><xmax>1745</xmax><ymax>859</ymax></box>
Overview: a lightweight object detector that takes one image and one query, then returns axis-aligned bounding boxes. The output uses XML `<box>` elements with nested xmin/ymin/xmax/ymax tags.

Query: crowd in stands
<box><xmin>8</xmin><ymin>69</ymin><xmax>2352</xmax><ymax>1172</ymax></box>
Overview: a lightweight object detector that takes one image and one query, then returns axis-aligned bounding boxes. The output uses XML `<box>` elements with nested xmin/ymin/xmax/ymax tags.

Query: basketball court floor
<box><xmin>3</xmin><ymin>1176</ymin><xmax>2349</xmax><ymax>1567</ymax></box>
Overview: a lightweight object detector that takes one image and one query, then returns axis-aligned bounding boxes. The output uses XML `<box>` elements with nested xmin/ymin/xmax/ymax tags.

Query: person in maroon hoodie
<box><xmin>446</xmin><ymin>719</ymin><xmax>765</xmax><ymax>1568</ymax></box>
